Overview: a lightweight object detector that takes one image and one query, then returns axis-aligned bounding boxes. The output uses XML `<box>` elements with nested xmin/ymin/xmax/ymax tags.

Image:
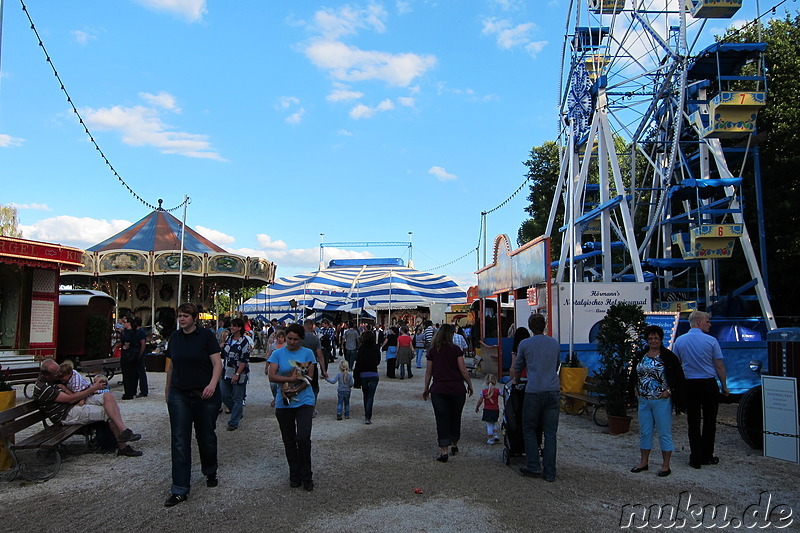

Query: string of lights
<box><xmin>715</xmin><ymin>0</ymin><xmax>792</xmax><ymax>46</ymax></box>
<box><xmin>483</xmin><ymin>175</ymin><xmax>531</xmax><ymax>215</ymax></box>
<box><xmin>427</xmin><ymin>247</ymin><xmax>478</xmax><ymax>271</ymax></box>
<box><xmin>19</xmin><ymin>0</ymin><xmax>187</xmax><ymax>213</ymax></box>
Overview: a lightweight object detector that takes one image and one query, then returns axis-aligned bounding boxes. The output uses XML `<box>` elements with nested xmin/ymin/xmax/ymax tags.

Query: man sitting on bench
<box><xmin>33</xmin><ymin>359</ymin><xmax>143</xmax><ymax>457</ymax></box>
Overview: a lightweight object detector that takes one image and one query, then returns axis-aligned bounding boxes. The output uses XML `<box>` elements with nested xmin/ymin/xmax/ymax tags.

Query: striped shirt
<box><xmin>33</xmin><ymin>380</ymin><xmax>72</xmax><ymax>423</ymax></box>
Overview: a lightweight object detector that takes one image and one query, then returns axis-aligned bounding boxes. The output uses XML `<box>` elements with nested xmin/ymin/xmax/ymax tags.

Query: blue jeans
<box><xmin>219</xmin><ymin>377</ymin><xmax>247</xmax><ymax>428</ymax></box>
<box><xmin>430</xmin><ymin>393</ymin><xmax>466</xmax><ymax>448</ymax></box>
<box><xmin>415</xmin><ymin>348</ymin><xmax>425</xmax><ymax>368</ymax></box>
<box><xmin>638</xmin><ymin>397</ymin><xmax>674</xmax><ymax>451</ymax></box>
<box><xmin>522</xmin><ymin>391</ymin><xmax>560</xmax><ymax>480</ymax></box>
<box><xmin>360</xmin><ymin>376</ymin><xmax>379</xmax><ymax>421</ymax></box>
<box><xmin>337</xmin><ymin>390</ymin><xmax>351</xmax><ymax>417</ymax></box>
<box><xmin>167</xmin><ymin>387</ymin><xmax>221</xmax><ymax>495</ymax></box>
<box><xmin>345</xmin><ymin>349</ymin><xmax>358</xmax><ymax>372</ymax></box>
<box><xmin>275</xmin><ymin>404</ymin><xmax>314</xmax><ymax>483</ymax></box>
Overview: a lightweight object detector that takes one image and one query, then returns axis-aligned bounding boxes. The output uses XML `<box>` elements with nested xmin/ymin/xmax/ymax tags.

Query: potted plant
<box><xmin>593</xmin><ymin>303</ymin><xmax>647</xmax><ymax>434</ymax></box>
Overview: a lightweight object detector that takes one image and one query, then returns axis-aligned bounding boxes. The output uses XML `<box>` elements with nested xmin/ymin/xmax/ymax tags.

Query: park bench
<box><xmin>561</xmin><ymin>376</ymin><xmax>608</xmax><ymax>427</ymax></box>
<box><xmin>78</xmin><ymin>357</ymin><xmax>121</xmax><ymax>380</ymax></box>
<box><xmin>0</xmin><ymin>401</ymin><xmax>89</xmax><ymax>482</ymax></box>
<box><xmin>1</xmin><ymin>355</ymin><xmax>45</xmax><ymax>399</ymax></box>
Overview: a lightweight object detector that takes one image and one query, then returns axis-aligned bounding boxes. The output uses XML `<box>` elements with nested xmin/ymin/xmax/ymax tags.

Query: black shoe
<box><xmin>227</xmin><ymin>424</ymin><xmax>237</xmax><ymax>431</ymax></box>
<box><xmin>630</xmin><ymin>465</ymin><xmax>649</xmax><ymax>473</ymax></box>
<box><xmin>702</xmin><ymin>457</ymin><xmax>719</xmax><ymax>465</ymax></box>
<box><xmin>519</xmin><ymin>467</ymin><xmax>541</xmax><ymax>478</ymax></box>
<box><xmin>121</xmin><ymin>396</ymin><xmax>134</xmax><ymax>400</ymax></box>
<box><xmin>303</xmin><ymin>480</ymin><xmax>314</xmax><ymax>491</ymax></box>
<box><xmin>290</xmin><ymin>480</ymin><xmax>302</xmax><ymax>488</ymax></box>
<box><xmin>117</xmin><ymin>428</ymin><xmax>141</xmax><ymax>442</ymax></box>
<box><xmin>436</xmin><ymin>453</ymin><xmax>448</xmax><ymax>463</ymax></box>
<box><xmin>206</xmin><ymin>474</ymin><xmax>218</xmax><ymax>487</ymax></box>
<box><xmin>450</xmin><ymin>446</ymin><xmax>459</xmax><ymax>455</ymax></box>
<box><xmin>657</xmin><ymin>469</ymin><xmax>671</xmax><ymax>477</ymax></box>
<box><xmin>336</xmin><ymin>414</ymin><xmax>342</xmax><ymax>420</ymax></box>
<box><xmin>117</xmin><ymin>445</ymin><xmax>143</xmax><ymax>457</ymax></box>
<box><xmin>136</xmin><ymin>393</ymin><xmax>148</xmax><ymax>398</ymax></box>
<box><xmin>164</xmin><ymin>494</ymin><xmax>188</xmax><ymax>507</ymax></box>
<box><xmin>408</xmin><ymin>373</ymin><xmax>413</xmax><ymax>378</ymax></box>
<box><xmin>689</xmin><ymin>461</ymin><xmax>702</xmax><ymax>469</ymax></box>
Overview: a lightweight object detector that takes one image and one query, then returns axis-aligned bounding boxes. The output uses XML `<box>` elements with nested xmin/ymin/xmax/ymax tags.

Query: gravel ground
<box><xmin>2</xmin><ymin>360</ymin><xmax>798</xmax><ymax>532</ymax></box>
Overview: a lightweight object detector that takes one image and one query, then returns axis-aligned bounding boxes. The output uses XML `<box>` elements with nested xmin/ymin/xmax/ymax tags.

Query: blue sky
<box><xmin>0</xmin><ymin>0</ymin><xmax>773</xmax><ymax>290</ymax></box>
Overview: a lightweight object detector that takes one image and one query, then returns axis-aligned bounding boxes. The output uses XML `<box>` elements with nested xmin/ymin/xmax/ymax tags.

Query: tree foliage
<box><xmin>517</xmin><ymin>141</ymin><xmax>561</xmax><ymax>252</ymax></box>
<box><xmin>0</xmin><ymin>205</ymin><xmax>22</xmax><ymax>238</ymax></box>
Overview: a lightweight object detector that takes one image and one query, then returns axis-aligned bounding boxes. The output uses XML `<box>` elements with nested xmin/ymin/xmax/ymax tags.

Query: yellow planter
<box><xmin>0</xmin><ymin>389</ymin><xmax>17</xmax><ymax>471</ymax></box>
<box><xmin>559</xmin><ymin>366</ymin><xmax>588</xmax><ymax>414</ymax></box>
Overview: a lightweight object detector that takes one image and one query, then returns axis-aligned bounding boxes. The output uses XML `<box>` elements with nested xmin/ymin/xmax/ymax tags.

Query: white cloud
<box><xmin>195</xmin><ymin>225</ymin><xmax>236</xmax><ymax>245</ymax></box>
<box><xmin>19</xmin><ymin>216</ymin><xmax>132</xmax><ymax>248</ymax></box>
<box><xmin>80</xmin><ymin>93</ymin><xmax>224</xmax><ymax>161</ymax></box>
<box><xmin>327</xmin><ymin>88</ymin><xmax>364</xmax><ymax>102</ymax></box>
<box><xmin>337</xmin><ymin>129</ymin><xmax>353</xmax><ymax>136</ymax></box>
<box><xmin>286</xmin><ymin>108</ymin><xmax>306</xmax><ymax>125</ymax></box>
<box><xmin>9</xmin><ymin>203</ymin><xmax>51</xmax><ymax>211</ymax></box>
<box><xmin>349</xmin><ymin>99</ymin><xmax>395</xmax><ymax>119</ymax></box>
<box><xmin>0</xmin><ymin>134</ymin><xmax>24</xmax><ymax>147</ymax></box>
<box><xmin>71</xmin><ymin>29</ymin><xmax>97</xmax><ymax>46</ymax></box>
<box><xmin>305</xmin><ymin>40</ymin><xmax>436</xmax><ymax>87</ymax></box>
<box><xmin>491</xmin><ymin>0</ymin><xmax>523</xmax><ymax>11</ymax></box>
<box><xmin>134</xmin><ymin>0</ymin><xmax>207</xmax><ymax>23</ymax></box>
<box><xmin>482</xmin><ymin>17</ymin><xmax>547</xmax><ymax>57</ymax></box>
<box><xmin>428</xmin><ymin>166</ymin><xmax>457</xmax><ymax>181</ymax></box>
<box><xmin>257</xmin><ymin>234</ymin><xmax>288</xmax><ymax>251</ymax></box>
<box><xmin>313</xmin><ymin>4</ymin><xmax>387</xmax><ymax>39</ymax></box>
<box><xmin>396</xmin><ymin>1</ymin><xmax>412</xmax><ymax>15</ymax></box>
<box><xmin>276</xmin><ymin>96</ymin><xmax>300</xmax><ymax>110</ymax></box>
<box><xmin>139</xmin><ymin>91</ymin><xmax>181</xmax><ymax>111</ymax></box>
<box><xmin>397</xmin><ymin>96</ymin><xmax>415</xmax><ymax>107</ymax></box>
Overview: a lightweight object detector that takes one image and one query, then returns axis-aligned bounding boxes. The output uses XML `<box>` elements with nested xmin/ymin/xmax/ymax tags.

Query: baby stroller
<box><xmin>500</xmin><ymin>378</ymin><xmax>542</xmax><ymax>465</ymax></box>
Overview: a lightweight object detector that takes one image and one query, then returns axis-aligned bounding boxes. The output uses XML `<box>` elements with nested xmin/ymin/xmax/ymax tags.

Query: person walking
<box><xmin>268</xmin><ymin>323</ymin><xmax>317</xmax><ymax>491</ymax></box>
<box><xmin>475</xmin><ymin>373</ymin><xmax>501</xmax><ymax>444</ymax></box>
<box><xmin>422</xmin><ymin>323</ymin><xmax>473</xmax><ymax>463</ymax></box>
<box><xmin>630</xmin><ymin>325</ymin><xmax>686</xmax><ymax>477</ymax></box>
<box><xmin>219</xmin><ymin>318</ymin><xmax>251</xmax><ymax>431</ymax></box>
<box><xmin>164</xmin><ymin>303</ymin><xmax>223</xmax><ymax>507</ymax></box>
<box><xmin>512</xmin><ymin>313</ymin><xmax>560</xmax><ymax>482</ymax></box>
<box><xmin>382</xmin><ymin>326</ymin><xmax>399</xmax><ymax>378</ymax></box>
<box><xmin>672</xmin><ymin>310</ymin><xmax>728</xmax><ymax>469</ymax></box>
<box><xmin>343</xmin><ymin>321</ymin><xmax>360</xmax><ymax>372</ymax></box>
<box><xmin>396</xmin><ymin>325</ymin><xmax>414</xmax><ymax>379</ymax></box>
<box><xmin>413</xmin><ymin>325</ymin><xmax>426</xmax><ymax>369</ymax></box>
<box><xmin>325</xmin><ymin>360</ymin><xmax>354</xmax><ymax>420</ymax></box>
<box><xmin>353</xmin><ymin>330</ymin><xmax>381</xmax><ymax>425</ymax></box>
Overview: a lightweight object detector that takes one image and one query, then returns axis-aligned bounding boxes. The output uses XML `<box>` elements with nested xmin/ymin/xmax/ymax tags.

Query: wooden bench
<box><xmin>78</xmin><ymin>357</ymin><xmax>121</xmax><ymax>380</ymax></box>
<box><xmin>1</xmin><ymin>356</ymin><xmax>45</xmax><ymax>399</ymax></box>
<box><xmin>0</xmin><ymin>402</ymin><xmax>89</xmax><ymax>482</ymax></box>
<box><xmin>561</xmin><ymin>376</ymin><xmax>608</xmax><ymax>427</ymax></box>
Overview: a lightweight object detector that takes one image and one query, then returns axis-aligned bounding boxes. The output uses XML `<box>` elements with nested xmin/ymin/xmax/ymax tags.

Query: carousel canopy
<box><xmin>88</xmin><ymin>210</ymin><xmax>226</xmax><ymax>254</ymax></box>
<box><xmin>239</xmin><ymin>258</ymin><xmax>465</xmax><ymax>316</ymax></box>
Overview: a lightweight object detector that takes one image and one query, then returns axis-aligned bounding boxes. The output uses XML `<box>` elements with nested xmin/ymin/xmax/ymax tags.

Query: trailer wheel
<box><xmin>502</xmin><ymin>447</ymin><xmax>510</xmax><ymax>466</ymax></box>
<box><xmin>737</xmin><ymin>385</ymin><xmax>763</xmax><ymax>450</ymax></box>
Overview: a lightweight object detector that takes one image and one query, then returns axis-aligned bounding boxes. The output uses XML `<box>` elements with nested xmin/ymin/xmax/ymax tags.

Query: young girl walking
<box><xmin>475</xmin><ymin>374</ymin><xmax>501</xmax><ymax>444</ymax></box>
<box><xmin>326</xmin><ymin>360</ymin><xmax>355</xmax><ymax>420</ymax></box>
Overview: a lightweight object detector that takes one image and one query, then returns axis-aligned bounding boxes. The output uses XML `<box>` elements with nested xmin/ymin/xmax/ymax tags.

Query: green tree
<box><xmin>517</xmin><ymin>141</ymin><xmax>561</xmax><ymax>250</ymax></box>
<box><xmin>0</xmin><ymin>204</ymin><xmax>22</xmax><ymax>238</ymax></box>
<box><xmin>720</xmin><ymin>13</ymin><xmax>800</xmax><ymax>318</ymax></box>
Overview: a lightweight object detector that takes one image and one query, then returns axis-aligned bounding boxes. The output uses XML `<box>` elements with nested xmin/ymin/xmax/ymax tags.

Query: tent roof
<box><xmin>239</xmin><ymin>261</ymin><xmax>466</xmax><ymax>314</ymax></box>
<box><xmin>88</xmin><ymin>210</ymin><xmax>227</xmax><ymax>254</ymax></box>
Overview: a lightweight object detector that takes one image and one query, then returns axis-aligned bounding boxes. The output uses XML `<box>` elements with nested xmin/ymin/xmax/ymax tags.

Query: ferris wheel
<box><xmin>548</xmin><ymin>0</ymin><xmax>776</xmax><ymax>328</ymax></box>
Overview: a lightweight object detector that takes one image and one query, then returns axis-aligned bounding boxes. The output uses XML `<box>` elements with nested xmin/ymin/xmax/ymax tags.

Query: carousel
<box><xmin>60</xmin><ymin>206</ymin><xmax>276</xmax><ymax>332</ymax></box>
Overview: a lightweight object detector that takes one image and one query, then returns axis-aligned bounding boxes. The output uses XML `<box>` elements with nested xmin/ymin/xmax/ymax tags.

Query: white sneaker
<box><xmin>487</xmin><ymin>438</ymin><xmax>496</xmax><ymax>445</ymax></box>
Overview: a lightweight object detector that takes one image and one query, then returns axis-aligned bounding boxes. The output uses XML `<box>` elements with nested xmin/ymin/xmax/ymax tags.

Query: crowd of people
<box><xmin>30</xmin><ymin>307</ymin><xmax>728</xmax><ymax>507</ymax></box>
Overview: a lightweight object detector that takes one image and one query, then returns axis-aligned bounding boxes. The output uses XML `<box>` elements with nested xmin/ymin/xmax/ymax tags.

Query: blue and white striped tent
<box><xmin>239</xmin><ymin>258</ymin><xmax>466</xmax><ymax>319</ymax></box>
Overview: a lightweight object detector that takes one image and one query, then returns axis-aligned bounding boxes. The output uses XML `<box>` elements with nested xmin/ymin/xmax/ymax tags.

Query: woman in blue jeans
<box><xmin>422</xmin><ymin>324</ymin><xmax>473</xmax><ymax>462</ymax></box>
<box><xmin>353</xmin><ymin>330</ymin><xmax>381</xmax><ymax>424</ymax></box>
<box><xmin>164</xmin><ymin>302</ymin><xmax>223</xmax><ymax>507</ymax></box>
<box><xmin>268</xmin><ymin>323</ymin><xmax>317</xmax><ymax>491</ymax></box>
<box><xmin>630</xmin><ymin>325</ymin><xmax>686</xmax><ymax>477</ymax></box>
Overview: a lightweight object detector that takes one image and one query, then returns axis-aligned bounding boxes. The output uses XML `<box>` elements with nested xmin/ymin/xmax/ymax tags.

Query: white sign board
<box><xmin>555</xmin><ymin>282</ymin><xmax>651</xmax><ymax>343</ymax></box>
<box><xmin>762</xmin><ymin>376</ymin><xmax>799</xmax><ymax>464</ymax></box>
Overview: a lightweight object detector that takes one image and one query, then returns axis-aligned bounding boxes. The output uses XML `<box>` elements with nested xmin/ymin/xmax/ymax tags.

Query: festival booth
<box><xmin>0</xmin><ymin>236</ymin><xmax>84</xmax><ymax>359</ymax></box>
<box><xmin>240</xmin><ymin>258</ymin><xmax>466</xmax><ymax>326</ymax></box>
<box><xmin>60</xmin><ymin>207</ymin><xmax>276</xmax><ymax>334</ymax></box>
<box><xmin>474</xmin><ymin>235</ymin><xmax>551</xmax><ymax>378</ymax></box>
